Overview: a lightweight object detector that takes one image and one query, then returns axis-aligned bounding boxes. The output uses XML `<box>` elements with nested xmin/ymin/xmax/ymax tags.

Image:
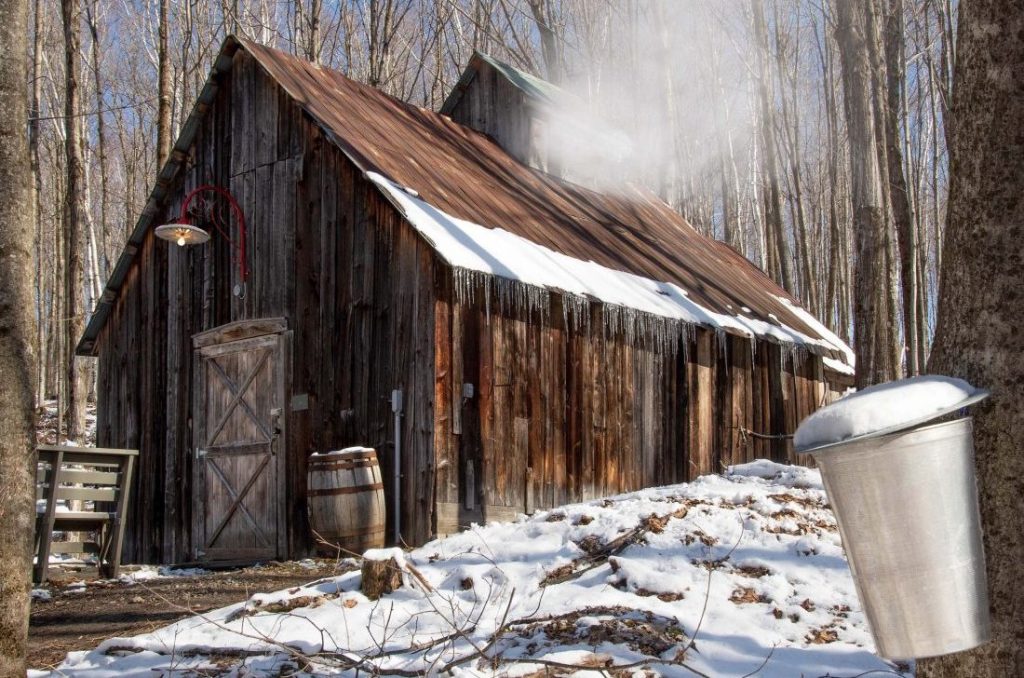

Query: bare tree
<box><xmin>22</xmin><ymin>0</ymin><xmax>960</xmax><ymax>428</ymax></box>
<box><xmin>834</xmin><ymin>0</ymin><xmax>900</xmax><ymax>387</ymax></box>
<box><xmin>29</xmin><ymin>0</ymin><xmax>44</xmax><ymax>405</ymax></box>
<box><xmin>882</xmin><ymin>0</ymin><xmax>919</xmax><ymax>374</ymax></box>
<box><xmin>157</xmin><ymin>0</ymin><xmax>172</xmax><ymax>169</ymax></box>
<box><xmin>750</xmin><ymin>0</ymin><xmax>794</xmax><ymax>294</ymax></box>
<box><xmin>526</xmin><ymin>0</ymin><xmax>563</xmax><ymax>83</ymax></box>
<box><xmin>0</xmin><ymin>0</ymin><xmax>38</xmax><ymax>672</ymax></box>
<box><xmin>61</xmin><ymin>0</ymin><xmax>88</xmax><ymax>441</ymax></box>
<box><xmin>85</xmin><ymin>0</ymin><xmax>110</xmax><ymax>276</ymax></box>
<box><xmin>919</xmin><ymin>0</ymin><xmax>1024</xmax><ymax>674</ymax></box>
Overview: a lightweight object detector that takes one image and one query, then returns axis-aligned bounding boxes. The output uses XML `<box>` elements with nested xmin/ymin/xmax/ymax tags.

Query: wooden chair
<box><xmin>34</xmin><ymin>446</ymin><xmax>138</xmax><ymax>584</ymax></box>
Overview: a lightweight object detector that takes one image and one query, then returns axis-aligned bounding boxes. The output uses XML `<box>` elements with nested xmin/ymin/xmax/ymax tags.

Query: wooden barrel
<box><xmin>307</xmin><ymin>447</ymin><xmax>386</xmax><ymax>555</ymax></box>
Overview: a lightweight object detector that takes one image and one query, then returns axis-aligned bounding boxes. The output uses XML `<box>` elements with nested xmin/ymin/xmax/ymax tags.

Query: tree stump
<box><xmin>361</xmin><ymin>552</ymin><xmax>403</xmax><ymax>600</ymax></box>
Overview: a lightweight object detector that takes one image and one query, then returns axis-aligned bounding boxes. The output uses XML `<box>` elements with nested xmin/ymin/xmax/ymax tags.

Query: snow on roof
<box><xmin>370</xmin><ymin>171</ymin><xmax>855</xmax><ymax>363</ymax></box>
<box><xmin>77</xmin><ymin>38</ymin><xmax>856</xmax><ymax>372</ymax></box>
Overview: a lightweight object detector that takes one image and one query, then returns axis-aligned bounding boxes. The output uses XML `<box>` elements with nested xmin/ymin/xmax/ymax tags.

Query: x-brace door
<box><xmin>194</xmin><ymin>331</ymin><xmax>284</xmax><ymax>562</ymax></box>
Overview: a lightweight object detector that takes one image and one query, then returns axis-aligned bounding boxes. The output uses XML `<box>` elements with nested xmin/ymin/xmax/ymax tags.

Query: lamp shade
<box><xmin>155</xmin><ymin>223</ymin><xmax>212</xmax><ymax>247</ymax></box>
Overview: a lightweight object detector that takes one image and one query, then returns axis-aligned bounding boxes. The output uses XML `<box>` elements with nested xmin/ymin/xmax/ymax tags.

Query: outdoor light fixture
<box><xmin>154</xmin><ymin>184</ymin><xmax>249</xmax><ymax>296</ymax></box>
<box><xmin>154</xmin><ymin>222</ymin><xmax>212</xmax><ymax>247</ymax></box>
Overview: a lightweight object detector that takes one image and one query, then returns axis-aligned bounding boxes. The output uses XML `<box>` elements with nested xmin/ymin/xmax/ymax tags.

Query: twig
<box><xmin>736</xmin><ymin>426</ymin><xmax>794</xmax><ymax>441</ymax></box>
<box><xmin>492</xmin><ymin>653</ymin><xmax>713</xmax><ymax>678</ymax></box>
<box><xmin>739</xmin><ymin>642</ymin><xmax>776</xmax><ymax>678</ymax></box>
<box><xmin>682</xmin><ymin>522</ymin><xmax>747</xmax><ymax>657</ymax></box>
<box><xmin>436</xmin><ymin>587</ymin><xmax>517</xmax><ymax>672</ymax></box>
<box><xmin>814</xmin><ymin>671</ymin><xmax>909</xmax><ymax>678</ymax></box>
<box><xmin>30</xmin><ymin>96</ymin><xmax>160</xmax><ymax>121</ymax></box>
<box><xmin>541</xmin><ymin>523</ymin><xmax>647</xmax><ymax>586</ymax></box>
<box><xmin>404</xmin><ymin>561</ymin><xmax>434</xmax><ymax>592</ymax></box>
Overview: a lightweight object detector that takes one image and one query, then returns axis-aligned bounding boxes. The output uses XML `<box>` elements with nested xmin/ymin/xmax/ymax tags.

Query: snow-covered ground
<box><xmin>39</xmin><ymin>461</ymin><xmax>908</xmax><ymax>677</ymax></box>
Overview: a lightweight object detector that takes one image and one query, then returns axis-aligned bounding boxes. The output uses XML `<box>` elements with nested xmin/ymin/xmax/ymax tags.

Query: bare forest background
<box><xmin>29</xmin><ymin>0</ymin><xmax>956</xmax><ymax>440</ymax></box>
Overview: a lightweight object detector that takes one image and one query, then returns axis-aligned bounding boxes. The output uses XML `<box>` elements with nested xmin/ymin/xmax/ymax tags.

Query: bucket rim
<box><xmin>795</xmin><ymin>389</ymin><xmax>990</xmax><ymax>455</ymax></box>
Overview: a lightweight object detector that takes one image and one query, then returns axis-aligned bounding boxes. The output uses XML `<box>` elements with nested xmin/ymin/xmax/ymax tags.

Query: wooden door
<box><xmin>194</xmin><ymin>331</ymin><xmax>285</xmax><ymax>562</ymax></box>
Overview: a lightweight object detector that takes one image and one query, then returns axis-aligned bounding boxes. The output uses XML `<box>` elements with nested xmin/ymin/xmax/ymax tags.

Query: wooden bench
<box><xmin>34</xmin><ymin>445</ymin><xmax>137</xmax><ymax>584</ymax></box>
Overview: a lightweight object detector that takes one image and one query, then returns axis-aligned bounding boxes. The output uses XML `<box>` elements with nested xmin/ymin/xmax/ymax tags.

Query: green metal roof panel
<box><xmin>474</xmin><ymin>53</ymin><xmax>563</xmax><ymax>104</ymax></box>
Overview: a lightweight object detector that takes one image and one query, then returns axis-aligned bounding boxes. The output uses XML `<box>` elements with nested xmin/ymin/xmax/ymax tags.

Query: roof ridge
<box><xmin>77</xmin><ymin>35</ymin><xmax>850</xmax><ymax>368</ymax></box>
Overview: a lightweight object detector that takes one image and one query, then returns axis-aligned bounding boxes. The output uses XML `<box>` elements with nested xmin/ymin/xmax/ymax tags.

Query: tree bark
<box><xmin>527</xmin><ymin>0</ymin><xmax>562</xmax><ymax>84</ymax></box>
<box><xmin>918</xmin><ymin>1</ymin><xmax>1024</xmax><ymax>675</ymax></box>
<box><xmin>156</xmin><ymin>0</ymin><xmax>171</xmax><ymax>169</ymax></box>
<box><xmin>86</xmin><ymin>0</ymin><xmax>109</xmax><ymax>277</ymax></box>
<box><xmin>750</xmin><ymin>0</ymin><xmax>794</xmax><ymax>294</ymax></box>
<box><xmin>61</xmin><ymin>0</ymin><xmax>88</xmax><ymax>441</ymax></box>
<box><xmin>882</xmin><ymin>0</ymin><xmax>919</xmax><ymax>375</ymax></box>
<box><xmin>835</xmin><ymin>0</ymin><xmax>900</xmax><ymax>388</ymax></box>
<box><xmin>0</xmin><ymin>0</ymin><xmax>38</xmax><ymax>672</ymax></box>
<box><xmin>361</xmin><ymin>556</ymin><xmax>403</xmax><ymax>600</ymax></box>
<box><xmin>29</xmin><ymin>0</ymin><xmax>44</xmax><ymax>405</ymax></box>
<box><xmin>306</xmin><ymin>0</ymin><xmax>322</xmax><ymax>63</ymax></box>
<box><xmin>773</xmin><ymin>7</ymin><xmax>817</xmax><ymax>313</ymax></box>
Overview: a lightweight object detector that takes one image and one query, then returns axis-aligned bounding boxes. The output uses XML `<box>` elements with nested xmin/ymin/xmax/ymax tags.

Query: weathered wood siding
<box><xmin>94</xmin><ymin>44</ymin><xmax>842</xmax><ymax>563</ymax></box>
<box><xmin>95</xmin><ymin>50</ymin><xmax>436</xmax><ymax>563</ymax></box>
<box><xmin>444</xmin><ymin>62</ymin><xmax>548</xmax><ymax>173</ymax></box>
<box><xmin>434</xmin><ymin>295</ymin><xmax>831</xmax><ymax>532</ymax></box>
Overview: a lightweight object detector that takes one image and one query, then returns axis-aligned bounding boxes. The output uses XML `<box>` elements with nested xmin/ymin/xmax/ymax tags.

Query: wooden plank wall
<box><xmin>435</xmin><ymin>294</ymin><xmax>832</xmax><ymax>532</ymax></box>
<box><xmin>95</xmin><ymin>46</ymin><xmax>843</xmax><ymax>558</ymax></box>
<box><xmin>96</xmin><ymin>49</ymin><xmax>438</xmax><ymax>562</ymax></box>
<box><xmin>94</xmin><ymin>235</ymin><xmax>167</xmax><ymax>563</ymax></box>
<box><xmin>445</xmin><ymin>62</ymin><xmax>535</xmax><ymax>171</ymax></box>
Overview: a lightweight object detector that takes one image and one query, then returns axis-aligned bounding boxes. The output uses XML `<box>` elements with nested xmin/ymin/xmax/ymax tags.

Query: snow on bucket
<box><xmin>795</xmin><ymin>376</ymin><xmax>990</xmax><ymax>660</ymax></box>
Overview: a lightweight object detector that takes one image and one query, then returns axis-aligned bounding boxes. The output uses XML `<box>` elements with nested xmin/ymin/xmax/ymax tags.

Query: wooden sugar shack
<box><xmin>76</xmin><ymin>38</ymin><xmax>854</xmax><ymax>565</ymax></box>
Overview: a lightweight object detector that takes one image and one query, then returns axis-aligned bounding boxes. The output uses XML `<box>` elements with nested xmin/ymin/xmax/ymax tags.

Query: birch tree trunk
<box><xmin>835</xmin><ymin>0</ymin><xmax>900</xmax><ymax>388</ymax></box>
<box><xmin>0</xmin><ymin>0</ymin><xmax>38</xmax><ymax>672</ymax></box>
<box><xmin>61</xmin><ymin>0</ymin><xmax>88</xmax><ymax>441</ymax></box>
<box><xmin>919</xmin><ymin>1</ymin><xmax>1024</xmax><ymax>674</ymax></box>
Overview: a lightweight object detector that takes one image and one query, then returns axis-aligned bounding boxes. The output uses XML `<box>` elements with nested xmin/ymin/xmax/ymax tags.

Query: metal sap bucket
<box><xmin>801</xmin><ymin>401</ymin><xmax>989</xmax><ymax>660</ymax></box>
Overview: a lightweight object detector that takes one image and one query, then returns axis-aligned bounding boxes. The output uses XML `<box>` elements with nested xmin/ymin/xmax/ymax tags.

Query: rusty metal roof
<box><xmin>78</xmin><ymin>37</ymin><xmax>849</xmax><ymax>364</ymax></box>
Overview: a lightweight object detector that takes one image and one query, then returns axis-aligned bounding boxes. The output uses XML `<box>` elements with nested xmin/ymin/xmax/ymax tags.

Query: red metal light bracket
<box><xmin>174</xmin><ymin>184</ymin><xmax>249</xmax><ymax>281</ymax></box>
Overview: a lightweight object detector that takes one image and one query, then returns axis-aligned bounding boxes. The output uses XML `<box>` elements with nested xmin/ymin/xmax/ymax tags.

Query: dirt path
<box><xmin>29</xmin><ymin>560</ymin><xmax>351</xmax><ymax>672</ymax></box>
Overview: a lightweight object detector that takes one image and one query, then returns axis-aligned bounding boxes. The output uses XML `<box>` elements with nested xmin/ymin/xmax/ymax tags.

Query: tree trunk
<box><xmin>835</xmin><ymin>0</ymin><xmax>900</xmax><ymax>388</ymax></box>
<box><xmin>750</xmin><ymin>0</ymin><xmax>793</xmax><ymax>294</ymax></box>
<box><xmin>0</xmin><ymin>0</ymin><xmax>38</xmax><ymax>672</ymax></box>
<box><xmin>774</xmin><ymin>11</ymin><xmax>817</xmax><ymax>313</ymax></box>
<box><xmin>156</xmin><ymin>0</ymin><xmax>171</xmax><ymax>169</ymax></box>
<box><xmin>29</xmin><ymin>0</ymin><xmax>44</xmax><ymax>405</ymax></box>
<box><xmin>918</xmin><ymin>1</ymin><xmax>1024</xmax><ymax>675</ymax></box>
<box><xmin>863</xmin><ymin>0</ymin><xmax>904</xmax><ymax>380</ymax></box>
<box><xmin>86</xmin><ymin>0</ymin><xmax>109</xmax><ymax>276</ymax></box>
<box><xmin>882</xmin><ymin>0</ymin><xmax>919</xmax><ymax>374</ymax></box>
<box><xmin>306</xmin><ymin>0</ymin><xmax>321</xmax><ymax>63</ymax></box>
<box><xmin>61</xmin><ymin>0</ymin><xmax>88</xmax><ymax>441</ymax></box>
<box><xmin>527</xmin><ymin>0</ymin><xmax>561</xmax><ymax>84</ymax></box>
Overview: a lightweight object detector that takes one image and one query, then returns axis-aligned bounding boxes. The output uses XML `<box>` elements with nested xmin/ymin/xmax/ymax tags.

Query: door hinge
<box><xmin>196</xmin><ymin>448</ymin><xmax>208</xmax><ymax>458</ymax></box>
